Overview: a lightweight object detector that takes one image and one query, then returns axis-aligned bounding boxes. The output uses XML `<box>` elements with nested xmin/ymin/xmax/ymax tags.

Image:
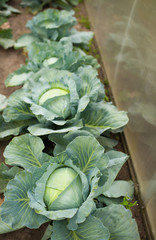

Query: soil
<box><xmin>0</xmin><ymin>0</ymin><xmax>148</xmax><ymax>239</ymax></box>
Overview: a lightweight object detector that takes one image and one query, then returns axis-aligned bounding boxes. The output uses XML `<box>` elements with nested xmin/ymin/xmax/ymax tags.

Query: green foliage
<box><xmin>0</xmin><ymin>16</ymin><xmax>7</xmax><ymax>26</ymax></box>
<box><xmin>0</xmin><ymin>28</ymin><xmax>12</xmax><ymax>38</ymax></box>
<box><xmin>0</xmin><ymin>163</ymin><xmax>22</xmax><ymax>193</ymax></box>
<box><xmin>0</xmin><ymin>0</ymin><xmax>20</xmax><ymax>17</ymax></box>
<box><xmin>0</xmin><ymin>171</ymin><xmax>48</xmax><ymax>232</ymax></box>
<box><xmin>52</xmin><ymin>216</ymin><xmax>110</xmax><ymax>240</ymax></box>
<box><xmin>0</xmin><ymin>2</ymin><xmax>20</xmax><ymax>49</ymax></box>
<box><xmin>79</xmin><ymin>16</ymin><xmax>90</xmax><ymax>29</ymax></box>
<box><xmin>104</xmin><ymin>95</ymin><xmax>109</xmax><ymax>102</ymax></box>
<box><xmin>0</xmin><ymin>16</ymin><xmax>15</xmax><ymax>49</ymax></box>
<box><xmin>21</xmin><ymin>0</ymin><xmax>80</xmax><ymax>12</ymax></box>
<box><xmin>15</xmin><ymin>9</ymin><xmax>93</xmax><ymax>49</ymax></box>
<box><xmin>1</xmin><ymin>65</ymin><xmax>129</xmax><ymax>139</ymax></box>
<box><xmin>94</xmin><ymin>205</ymin><xmax>140</xmax><ymax>240</ymax></box>
<box><xmin>0</xmin><ymin>94</ymin><xmax>7</xmax><ymax>111</ymax></box>
<box><xmin>82</xmin><ymin>37</ymin><xmax>93</xmax><ymax>54</ymax></box>
<box><xmin>0</xmin><ymin>134</ymin><xmax>139</xmax><ymax>239</ymax></box>
<box><xmin>0</xmin><ymin>3</ymin><xmax>139</xmax><ymax>239</ymax></box>
<box><xmin>121</xmin><ymin>196</ymin><xmax>138</xmax><ymax>209</ymax></box>
<box><xmin>104</xmin><ymin>78</ymin><xmax>109</xmax><ymax>85</ymax></box>
<box><xmin>8</xmin><ymin>39</ymin><xmax>99</xmax><ymax>87</ymax></box>
<box><xmin>0</xmin><ymin>23</ymin><xmax>14</xmax><ymax>48</ymax></box>
<box><xmin>95</xmin><ymin>54</ymin><xmax>100</xmax><ymax>59</ymax></box>
<box><xmin>73</xmin><ymin>7</ymin><xmax>80</xmax><ymax>13</ymax></box>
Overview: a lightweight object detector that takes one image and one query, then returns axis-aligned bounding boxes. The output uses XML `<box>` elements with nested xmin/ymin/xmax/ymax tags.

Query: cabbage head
<box><xmin>28</xmin><ymin>159</ymin><xmax>91</xmax><ymax>221</ymax></box>
<box><xmin>44</xmin><ymin>167</ymin><xmax>84</xmax><ymax>211</ymax></box>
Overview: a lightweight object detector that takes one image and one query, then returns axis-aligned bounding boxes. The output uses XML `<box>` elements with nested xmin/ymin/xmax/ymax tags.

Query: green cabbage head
<box><xmin>44</xmin><ymin>167</ymin><xmax>83</xmax><ymax>211</ymax></box>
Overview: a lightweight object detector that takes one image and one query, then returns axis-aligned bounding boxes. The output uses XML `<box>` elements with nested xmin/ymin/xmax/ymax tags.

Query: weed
<box><xmin>121</xmin><ymin>196</ymin><xmax>138</xmax><ymax>210</ymax></box>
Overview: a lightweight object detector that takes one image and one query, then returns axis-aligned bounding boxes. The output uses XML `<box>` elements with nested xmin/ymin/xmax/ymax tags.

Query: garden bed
<box><xmin>0</xmin><ymin>0</ymin><xmax>148</xmax><ymax>239</ymax></box>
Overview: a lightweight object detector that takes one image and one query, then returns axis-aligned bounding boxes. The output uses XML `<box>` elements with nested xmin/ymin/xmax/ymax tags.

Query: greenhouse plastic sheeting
<box><xmin>85</xmin><ymin>0</ymin><xmax>156</xmax><ymax>238</ymax></box>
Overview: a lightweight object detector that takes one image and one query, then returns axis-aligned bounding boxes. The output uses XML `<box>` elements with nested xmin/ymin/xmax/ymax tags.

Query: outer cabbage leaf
<box><xmin>0</xmin><ymin>209</ymin><xmax>19</xmax><ymax>234</ymax></box>
<box><xmin>103</xmin><ymin>180</ymin><xmax>134</xmax><ymax>199</ymax></box>
<box><xmin>66</xmin><ymin>136</ymin><xmax>108</xmax><ymax>177</ymax></box>
<box><xmin>0</xmin><ymin>115</ymin><xmax>38</xmax><ymax>139</ymax></box>
<box><xmin>41</xmin><ymin>224</ymin><xmax>53</xmax><ymax>240</ymax></box>
<box><xmin>28</xmin><ymin>120</ymin><xmax>83</xmax><ymax>136</ymax></box>
<box><xmin>0</xmin><ymin>163</ymin><xmax>22</xmax><ymax>193</ymax></box>
<box><xmin>3</xmin><ymin>89</ymin><xmax>34</xmax><ymax>122</ymax></box>
<box><xmin>49</xmin><ymin>131</ymin><xmax>117</xmax><ymax>156</ymax></box>
<box><xmin>0</xmin><ymin>94</ymin><xmax>7</xmax><ymax>111</ymax></box>
<box><xmin>48</xmin><ymin>130</ymin><xmax>94</xmax><ymax>156</ymax></box>
<box><xmin>97</xmin><ymin>180</ymin><xmax>134</xmax><ymax>206</ymax></box>
<box><xmin>97</xmin><ymin>195</ymin><xmax>123</xmax><ymax>206</ymax></box>
<box><xmin>65</xmin><ymin>28</ymin><xmax>93</xmax><ymax>48</ymax></box>
<box><xmin>0</xmin><ymin>37</ymin><xmax>14</xmax><ymax>49</ymax></box>
<box><xmin>0</xmin><ymin>28</ymin><xmax>15</xmax><ymax>49</ymax></box>
<box><xmin>97</xmin><ymin>135</ymin><xmax>118</xmax><ymax>151</ymax></box>
<box><xmin>5</xmin><ymin>65</ymin><xmax>33</xmax><ymax>87</ymax></box>
<box><xmin>20</xmin><ymin>0</ymin><xmax>42</xmax><ymax>12</ymax></box>
<box><xmin>93</xmin><ymin>205</ymin><xmax>140</xmax><ymax>240</ymax></box>
<box><xmin>0</xmin><ymin>0</ymin><xmax>9</xmax><ymax>8</ymax></box>
<box><xmin>53</xmin><ymin>0</ymin><xmax>80</xmax><ymax>8</ymax></box>
<box><xmin>104</xmin><ymin>151</ymin><xmax>129</xmax><ymax>190</ymax></box>
<box><xmin>4</xmin><ymin>134</ymin><xmax>53</xmax><ymax>172</ymax></box>
<box><xmin>68</xmin><ymin>0</ymin><xmax>79</xmax><ymax>5</ymax></box>
<box><xmin>14</xmin><ymin>33</ymin><xmax>38</xmax><ymax>49</ymax></box>
<box><xmin>76</xmin><ymin>66</ymin><xmax>102</xmax><ymax>102</ymax></box>
<box><xmin>51</xmin><ymin>215</ymin><xmax>110</xmax><ymax>240</ymax></box>
<box><xmin>81</xmin><ymin>101</ymin><xmax>129</xmax><ymax>137</ymax></box>
<box><xmin>0</xmin><ymin>1</ymin><xmax>20</xmax><ymax>17</ymax></box>
<box><xmin>94</xmin><ymin>150</ymin><xmax>129</xmax><ymax>197</ymax></box>
<box><xmin>0</xmin><ymin>171</ymin><xmax>48</xmax><ymax>231</ymax></box>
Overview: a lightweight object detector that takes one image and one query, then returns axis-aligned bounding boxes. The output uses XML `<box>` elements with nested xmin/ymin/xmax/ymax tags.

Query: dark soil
<box><xmin>0</xmin><ymin>0</ymin><xmax>148</xmax><ymax>239</ymax></box>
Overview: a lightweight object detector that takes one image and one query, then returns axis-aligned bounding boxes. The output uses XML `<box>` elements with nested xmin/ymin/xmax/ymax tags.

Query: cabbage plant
<box><xmin>0</xmin><ymin>0</ymin><xmax>20</xmax><ymax>17</ymax></box>
<box><xmin>14</xmin><ymin>9</ymin><xmax>93</xmax><ymax>49</ymax></box>
<box><xmin>0</xmin><ymin>0</ymin><xmax>20</xmax><ymax>49</ymax></box>
<box><xmin>0</xmin><ymin>134</ymin><xmax>139</xmax><ymax>239</ymax></box>
<box><xmin>21</xmin><ymin>0</ymin><xmax>80</xmax><ymax>13</ymax></box>
<box><xmin>5</xmin><ymin>39</ymin><xmax>99</xmax><ymax>87</ymax></box>
<box><xmin>0</xmin><ymin>17</ymin><xmax>15</xmax><ymax>49</ymax></box>
<box><xmin>0</xmin><ymin>66</ymin><xmax>128</xmax><ymax>139</ymax></box>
